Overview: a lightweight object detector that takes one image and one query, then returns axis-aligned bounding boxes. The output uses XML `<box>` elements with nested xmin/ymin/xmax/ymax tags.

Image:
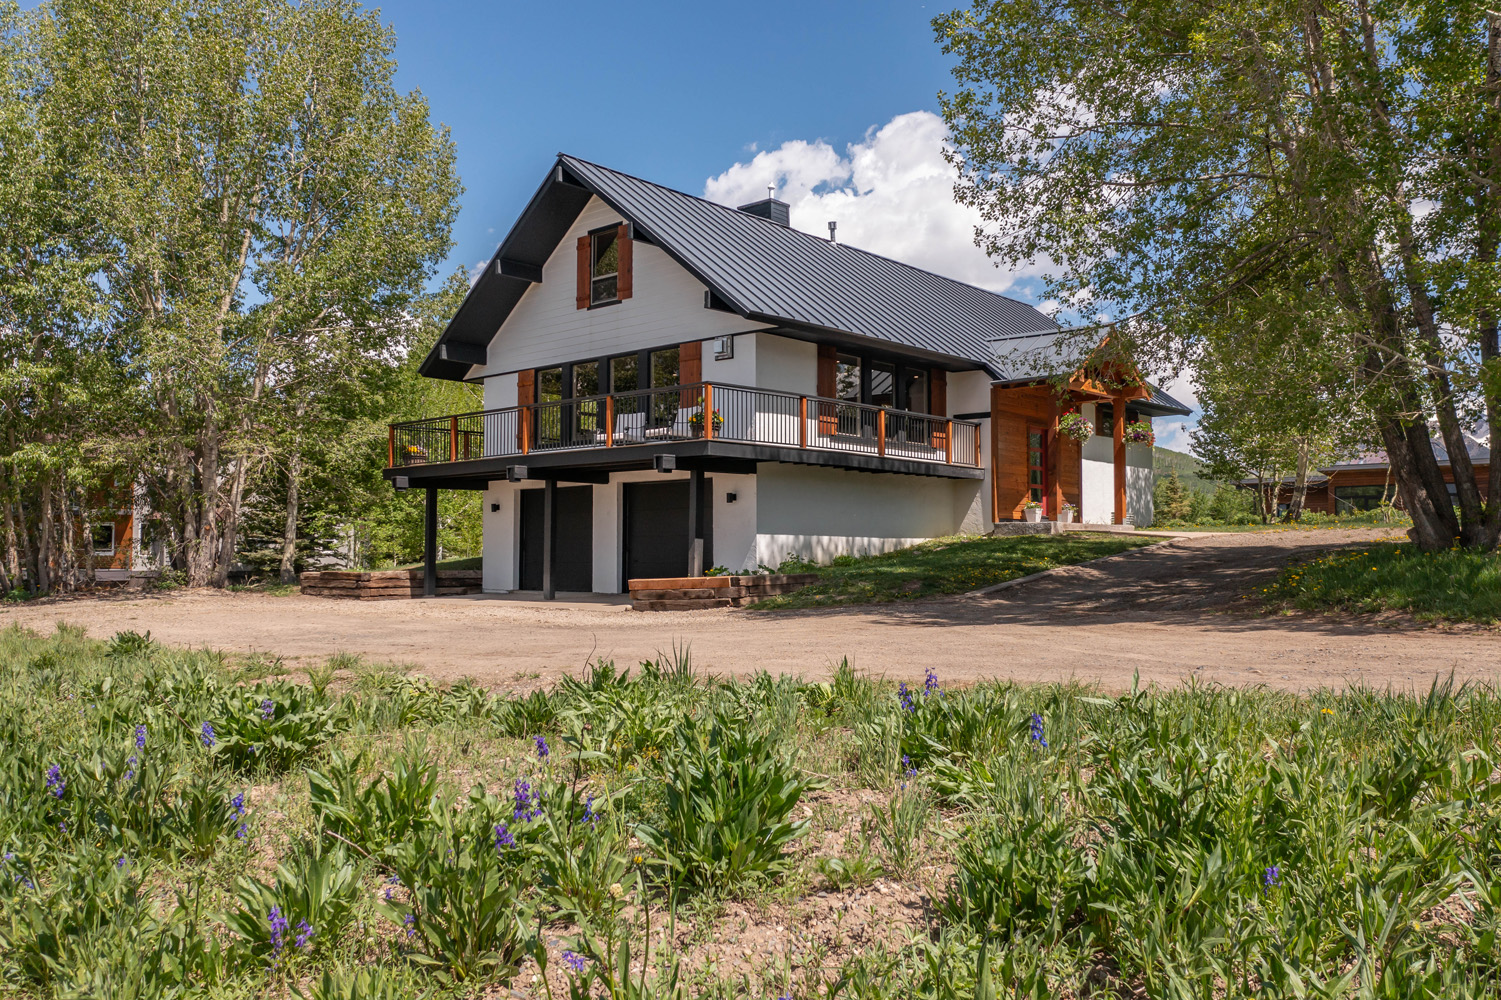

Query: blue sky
<box><xmin>378</xmin><ymin>0</ymin><xmax>956</xmax><ymax>274</ymax></box>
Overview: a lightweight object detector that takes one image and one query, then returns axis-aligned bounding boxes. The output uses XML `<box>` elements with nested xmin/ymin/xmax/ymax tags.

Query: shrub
<box><xmin>307</xmin><ymin>744</ymin><xmax>441</xmax><ymax>857</ymax></box>
<box><xmin>209</xmin><ymin>682</ymin><xmax>342</xmax><ymax>773</ymax></box>
<box><xmin>226</xmin><ymin>843</ymin><xmax>362</xmax><ymax>961</ymax></box>
<box><xmin>635</xmin><ymin>712</ymin><xmax>815</xmax><ymax>890</ymax></box>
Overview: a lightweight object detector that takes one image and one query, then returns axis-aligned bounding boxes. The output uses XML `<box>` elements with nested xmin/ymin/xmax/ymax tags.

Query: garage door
<box><xmin>623</xmin><ymin>479</ymin><xmax>712</xmax><ymax>584</ymax></box>
<box><xmin>519</xmin><ymin>486</ymin><xmax>594</xmax><ymax>592</ymax></box>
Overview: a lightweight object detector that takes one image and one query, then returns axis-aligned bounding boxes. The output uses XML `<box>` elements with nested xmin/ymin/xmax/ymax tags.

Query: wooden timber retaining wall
<box><xmin>300</xmin><ymin>570</ymin><xmax>482</xmax><ymax>600</ymax></box>
<box><xmin>627</xmin><ymin>573</ymin><xmax>819</xmax><ymax>611</ymax></box>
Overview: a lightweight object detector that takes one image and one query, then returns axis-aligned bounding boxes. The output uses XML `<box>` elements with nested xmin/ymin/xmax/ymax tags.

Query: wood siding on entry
<box><xmin>680</xmin><ymin>340</ymin><xmax>702</xmax><ymax>384</ymax></box>
<box><xmin>990</xmin><ymin>384</ymin><xmax>1082</xmax><ymax>521</ymax></box>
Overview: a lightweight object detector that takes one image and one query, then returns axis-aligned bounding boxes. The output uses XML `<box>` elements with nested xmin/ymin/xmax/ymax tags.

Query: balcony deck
<box><xmin>385</xmin><ymin>382</ymin><xmax>982</xmax><ymax>485</ymax></box>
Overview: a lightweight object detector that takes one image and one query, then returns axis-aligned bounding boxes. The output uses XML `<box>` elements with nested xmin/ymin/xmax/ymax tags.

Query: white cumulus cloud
<box><xmin>703</xmin><ymin>111</ymin><xmax>1055</xmax><ymax>300</ymax></box>
<box><xmin>705</xmin><ymin>112</ymin><xmax>1204</xmax><ymax>453</ymax></box>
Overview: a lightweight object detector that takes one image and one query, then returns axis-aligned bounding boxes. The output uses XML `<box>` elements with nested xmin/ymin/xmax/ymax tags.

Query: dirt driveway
<box><xmin>5</xmin><ymin>528</ymin><xmax>1495</xmax><ymax>694</ymax></box>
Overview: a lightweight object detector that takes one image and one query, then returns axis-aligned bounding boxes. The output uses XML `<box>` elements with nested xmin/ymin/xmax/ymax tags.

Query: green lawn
<box><xmin>753</xmin><ymin>533</ymin><xmax>1157</xmax><ymax>609</ymax></box>
<box><xmin>1259</xmin><ymin>542</ymin><xmax>1501</xmax><ymax>624</ymax></box>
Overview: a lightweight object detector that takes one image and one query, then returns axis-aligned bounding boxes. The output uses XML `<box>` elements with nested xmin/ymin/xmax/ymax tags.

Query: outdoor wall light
<box><xmin>725</xmin><ymin>491</ymin><xmax>737</xmax><ymax>503</ymax></box>
<box><xmin>490</xmin><ymin>503</ymin><xmax>500</xmax><ymax>513</ymax></box>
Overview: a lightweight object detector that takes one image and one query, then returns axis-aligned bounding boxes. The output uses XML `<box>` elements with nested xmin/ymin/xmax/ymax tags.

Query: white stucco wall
<box><xmin>946</xmin><ymin>370</ymin><xmax>991</xmax><ymax>531</ymax></box>
<box><xmin>699</xmin><ymin>330</ymin><xmax>757</xmax><ymax>387</ymax></box>
<box><xmin>753</xmin><ymin>463</ymin><xmax>976</xmax><ymax>565</ymax></box>
<box><xmin>482</xmin><ymin>480</ymin><xmax>519</xmax><ymax>592</ymax></box>
<box><xmin>470</xmin><ymin>196</ymin><xmax>769</xmax><ymax>382</ymax></box>
<box><xmin>1077</xmin><ymin>403</ymin><xmax>1156</xmax><ymax>525</ymax></box>
<box><xmin>755</xmin><ymin>334</ymin><xmax>818</xmax><ymax>396</ymax></box>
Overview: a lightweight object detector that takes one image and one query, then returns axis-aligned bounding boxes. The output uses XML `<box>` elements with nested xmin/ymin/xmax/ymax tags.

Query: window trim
<box><xmin>825</xmin><ymin>350</ymin><xmax>936</xmax><ymax>412</ymax></box>
<box><xmin>588</xmin><ymin>225</ymin><xmax>621</xmax><ymax>308</ymax></box>
<box><xmin>92</xmin><ymin>522</ymin><xmax>116</xmax><ymax>556</ymax></box>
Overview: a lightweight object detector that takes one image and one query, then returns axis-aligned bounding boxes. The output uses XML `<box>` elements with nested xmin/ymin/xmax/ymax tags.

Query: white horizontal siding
<box><xmin>477</xmin><ymin>197</ymin><xmax>768</xmax><ymax>378</ymax></box>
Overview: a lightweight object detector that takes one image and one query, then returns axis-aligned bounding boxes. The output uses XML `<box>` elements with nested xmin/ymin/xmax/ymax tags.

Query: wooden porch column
<box><xmin>541</xmin><ymin>478</ymin><xmax>556</xmax><ymax>600</ymax></box>
<box><xmin>1047</xmin><ymin>397</ymin><xmax>1063</xmax><ymax>520</ymax></box>
<box><xmin>423</xmin><ymin>487</ymin><xmax>438</xmax><ymax>597</ymax></box>
<box><xmin>687</xmin><ymin>467</ymin><xmax>705</xmax><ymax>577</ymax></box>
<box><xmin>1112</xmin><ymin>397</ymin><xmax>1127</xmax><ymax>524</ymax></box>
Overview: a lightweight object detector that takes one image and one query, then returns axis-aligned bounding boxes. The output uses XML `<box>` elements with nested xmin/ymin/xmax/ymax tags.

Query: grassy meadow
<box><xmin>2</xmin><ymin>624</ymin><xmax>1500</xmax><ymax>998</ymax></box>
<box><xmin>1261</xmin><ymin>543</ymin><xmax>1501</xmax><ymax>625</ymax></box>
<box><xmin>753</xmin><ymin>533</ymin><xmax>1155</xmax><ymax>609</ymax></box>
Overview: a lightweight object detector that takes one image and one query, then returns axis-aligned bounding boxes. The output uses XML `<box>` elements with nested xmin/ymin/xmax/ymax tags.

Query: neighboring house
<box><xmin>88</xmin><ymin>482</ymin><xmax>163</xmax><ymax>583</ymax></box>
<box><xmin>386</xmin><ymin>155</ymin><xmax>1190</xmax><ymax>596</ymax></box>
<box><xmin>1247</xmin><ymin>433</ymin><xmax>1492</xmax><ymax>516</ymax></box>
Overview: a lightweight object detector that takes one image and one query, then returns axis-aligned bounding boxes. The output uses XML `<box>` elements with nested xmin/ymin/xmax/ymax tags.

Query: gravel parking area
<box><xmin>5</xmin><ymin>527</ymin><xmax>1494</xmax><ymax>694</ymax></box>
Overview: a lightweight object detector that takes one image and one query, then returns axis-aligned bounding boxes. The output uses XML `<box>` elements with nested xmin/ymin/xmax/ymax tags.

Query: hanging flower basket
<box><xmin>1058</xmin><ymin>411</ymin><xmax>1094</xmax><ymax>443</ymax></box>
<box><xmin>1124</xmin><ymin>420</ymin><xmax>1155</xmax><ymax>446</ymax></box>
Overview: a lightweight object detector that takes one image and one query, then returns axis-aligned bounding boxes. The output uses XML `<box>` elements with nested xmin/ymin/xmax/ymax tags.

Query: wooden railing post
<box><xmin>388</xmin><ymin>426</ymin><xmax>395</xmax><ymax>468</ymax></box>
<box><xmin>945</xmin><ymin>419</ymin><xmax>954</xmax><ymax>464</ymax></box>
<box><xmin>799</xmin><ymin>396</ymin><xmax>808</xmax><ymax>449</ymax></box>
<box><xmin>877</xmin><ymin>409</ymin><xmax>886</xmax><ymax>457</ymax></box>
<box><xmin>975</xmin><ymin>426</ymin><xmax>982</xmax><ymax>468</ymax></box>
<box><xmin>604</xmin><ymin>394</ymin><xmax>614</xmax><ymax>447</ymax></box>
<box><xmin>521</xmin><ymin>407</ymin><xmax>531</xmax><ymax>455</ymax></box>
<box><xmin>449</xmin><ymin>416</ymin><xmax>458</xmax><ymax>462</ymax></box>
<box><xmin>703</xmin><ymin>383</ymin><xmax>714</xmax><ymax>440</ymax></box>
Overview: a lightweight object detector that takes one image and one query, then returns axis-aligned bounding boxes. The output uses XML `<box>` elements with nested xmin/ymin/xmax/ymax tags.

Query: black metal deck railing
<box><xmin>387</xmin><ymin>382</ymin><xmax>981</xmax><ymax>471</ymax></box>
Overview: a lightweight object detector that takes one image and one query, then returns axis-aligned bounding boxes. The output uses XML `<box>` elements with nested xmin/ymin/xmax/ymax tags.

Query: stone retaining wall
<box><xmin>627</xmin><ymin>573</ymin><xmax>819</xmax><ymax>611</ymax></box>
<box><xmin>300</xmin><ymin>569</ymin><xmax>482</xmax><ymax>600</ymax></box>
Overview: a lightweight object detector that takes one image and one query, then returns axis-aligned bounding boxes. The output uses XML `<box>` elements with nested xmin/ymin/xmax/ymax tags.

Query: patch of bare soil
<box><xmin>5</xmin><ymin>528</ymin><xmax>1496</xmax><ymax>695</ymax></box>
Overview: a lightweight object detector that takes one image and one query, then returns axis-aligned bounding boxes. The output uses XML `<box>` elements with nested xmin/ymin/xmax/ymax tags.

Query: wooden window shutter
<box><xmin>680</xmin><ymin>340</ymin><xmax>702</xmax><ymax>384</ymax></box>
<box><xmin>616</xmin><ymin>223</ymin><xmax>633</xmax><ymax>300</ymax></box>
<box><xmin>816</xmin><ymin>345</ymin><xmax>837</xmax><ymax>397</ymax></box>
<box><xmin>929</xmin><ymin>368</ymin><xmax>947</xmax><ymax>416</ymax></box>
<box><xmin>575</xmin><ymin>236</ymin><xmax>590</xmax><ymax>309</ymax></box>
<box><xmin>517</xmin><ymin>369</ymin><xmax>535</xmax><ymax>407</ymax></box>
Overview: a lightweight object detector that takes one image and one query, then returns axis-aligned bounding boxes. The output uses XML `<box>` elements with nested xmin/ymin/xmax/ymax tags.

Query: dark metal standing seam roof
<box><xmin>559</xmin><ymin>154</ymin><xmax>1059</xmax><ymax>374</ymax></box>
<box><xmin>419</xmin><ymin>152</ymin><xmax>1194</xmax><ymax>419</ymax></box>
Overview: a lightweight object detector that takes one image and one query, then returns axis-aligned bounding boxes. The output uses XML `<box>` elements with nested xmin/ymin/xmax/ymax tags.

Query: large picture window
<box><xmin>829</xmin><ymin>352</ymin><xmax>935</xmax><ymax>412</ymax></box>
<box><xmin>92</xmin><ymin>523</ymin><xmax>116</xmax><ymax>555</ymax></box>
<box><xmin>1334</xmin><ymin>484</ymin><xmax>1396</xmax><ymax>512</ymax></box>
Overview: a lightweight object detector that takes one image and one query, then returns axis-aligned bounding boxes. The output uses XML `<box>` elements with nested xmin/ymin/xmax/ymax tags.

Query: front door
<box><xmin>623</xmin><ymin>480</ymin><xmax>713</xmax><ymax>585</ymax></box>
<box><xmin>1027</xmin><ymin>426</ymin><xmax>1048</xmax><ymax>515</ymax></box>
<box><xmin>519</xmin><ymin>486</ymin><xmax>594</xmax><ymax>592</ymax></box>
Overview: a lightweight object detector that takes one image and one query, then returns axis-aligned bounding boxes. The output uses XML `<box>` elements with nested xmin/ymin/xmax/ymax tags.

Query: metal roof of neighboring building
<box><xmin>421</xmin><ymin>153</ymin><xmax>1193</xmax><ymax>420</ymax></box>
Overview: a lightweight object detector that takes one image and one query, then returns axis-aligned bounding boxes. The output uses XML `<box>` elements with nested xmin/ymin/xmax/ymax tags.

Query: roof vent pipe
<box><xmin>828</xmin><ymin>221</ymin><xmax>837</xmax><ymax>243</ymax></box>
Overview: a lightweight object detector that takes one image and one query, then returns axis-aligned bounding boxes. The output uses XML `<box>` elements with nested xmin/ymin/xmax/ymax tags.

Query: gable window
<box><xmin>591</xmin><ymin>230</ymin><xmax>619</xmax><ymax>305</ymax></box>
<box><xmin>92</xmin><ymin>523</ymin><xmax>116</xmax><ymax>556</ymax></box>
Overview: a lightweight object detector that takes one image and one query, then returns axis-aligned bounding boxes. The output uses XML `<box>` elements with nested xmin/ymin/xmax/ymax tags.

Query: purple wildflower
<box><xmin>924</xmin><ymin>667</ymin><xmax>940</xmax><ymax>697</ymax></box>
<box><xmin>231</xmin><ymin>791</ymin><xmax>247</xmax><ymax>840</ymax></box>
<box><xmin>268</xmin><ymin>906</ymin><xmax>289</xmax><ymax>952</ymax></box>
<box><xmin>513</xmin><ymin>778</ymin><xmax>542</xmax><ymax>821</ymax></box>
<box><xmin>898</xmin><ymin>682</ymin><xmax>916</xmax><ymax>713</ymax></box>
<box><xmin>902</xmin><ymin>755</ymin><xmax>917</xmax><ymax>779</ymax></box>
<box><xmin>494</xmin><ymin>822</ymin><xmax>516</xmax><ymax>850</ymax></box>
<box><xmin>294</xmin><ymin>919</ymin><xmax>313</xmax><ymax>950</ymax></box>
<box><xmin>535</xmin><ymin>735</ymin><xmax>550</xmax><ymax>760</ymax></box>
<box><xmin>261</xmin><ymin>698</ymin><xmax>275</xmax><ymax>721</ymax></box>
<box><xmin>403</xmin><ymin>912</ymin><xmax>416</xmax><ymax>938</ymax></box>
<box><xmin>1264</xmin><ymin>865</ymin><xmax>1281</xmax><ymax>891</ymax></box>
<box><xmin>200</xmin><ymin>722</ymin><xmax>215</xmax><ymax>748</ymax></box>
<box><xmin>45</xmin><ymin>764</ymin><xmax>65</xmax><ymax>799</ymax></box>
<box><xmin>135</xmin><ymin>724</ymin><xmax>147</xmax><ymax>751</ymax></box>
<box><xmin>562</xmin><ymin>949</ymin><xmax>588</xmax><ymax>973</ymax></box>
<box><xmin>582</xmin><ymin>794</ymin><xmax>597</xmax><ymax>827</ymax></box>
<box><xmin>115</xmin><ymin>856</ymin><xmax>128</xmax><ymax>869</ymax></box>
<box><xmin>124</xmin><ymin>754</ymin><xmax>137</xmax><ymax>781</ymax></box>
<box><xmin>1029</xmin><ymin>713</ymin><xmax>1048</xmax><ymax>749</ymax></box>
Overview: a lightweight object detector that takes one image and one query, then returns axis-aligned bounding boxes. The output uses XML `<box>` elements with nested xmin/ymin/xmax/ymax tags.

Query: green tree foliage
<box><xmin>3</xmin><ymin>0</ymin><xmax>461</xmax><ymax>590</ymax></box>
<box><xmin>936</xmin><ymin>0</ymin><xmax>1501</xmax><ymax>550</ymax></box>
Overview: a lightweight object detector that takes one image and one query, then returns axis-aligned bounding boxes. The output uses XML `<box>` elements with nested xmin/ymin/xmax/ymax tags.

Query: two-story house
<box><xmin>386</xmin><ymin>155</ymin><xmax>1189</xmax><ymax>597</ymax></box>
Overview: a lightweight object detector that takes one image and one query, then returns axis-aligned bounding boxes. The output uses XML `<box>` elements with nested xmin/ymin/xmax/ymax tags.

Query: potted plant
<box><xmin>403</xmin><ymin>443</ymin><xmax>428</xmax><ymax>464</ymax></box>
<box><xmin>1058</xmin><ymin>411</ymin><xmax>1093</xmax><ymax>443</ymax></box>
<box><xmin>1060</xmin><ymin>501</ymin><xmax>1077</xmax><ymax>524</ymax></box>
<box><xmin>1124</xmin><ymin>420</ymin><xmax>1155</xmax><ymax>446</ymax></box>
<box><xmin>1022</xmin><ymin>499</ymin><xmax>1043</xmax><ymax>522</ymax></box>
<box><xmin>688</xmin><ymin>409</ymin><xmax>724</xmax><ymax>433</ymax></box>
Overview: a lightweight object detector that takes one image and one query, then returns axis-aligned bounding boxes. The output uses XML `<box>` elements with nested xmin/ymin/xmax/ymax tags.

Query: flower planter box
<box><xmin>300</xmin><ymin>569</ymin><xmax>483</xmax><ymax>600</ymax></box>
<box><xmin>1023</xmin><ymin>507</ymin><xmax>1043</xmax><ymax>523</ymax></box>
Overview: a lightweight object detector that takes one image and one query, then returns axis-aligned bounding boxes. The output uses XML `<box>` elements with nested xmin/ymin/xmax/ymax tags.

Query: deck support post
<box><xmin>687</xmin><ymin>467</ymin><xmax>704</xmax><ymax>577</ymax></box>
<box><xmin>423</xmin><ymin>487</ymin><xmax>438</xmax><ymax>597</ymax></box>
<box><xmin>542</xmin><ymin>477</ymin><xmax>556</xmax><ymax>601</ymax></box>
<box><xmin>1113</xmin><ymin>397</ymin><xmax>1127</xmax><ymax>524</ymax></box>
<box><xmin>1048</xmin><ymin>397</ymin><xmax>1063</xmax><ymax>520</ymax></box>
